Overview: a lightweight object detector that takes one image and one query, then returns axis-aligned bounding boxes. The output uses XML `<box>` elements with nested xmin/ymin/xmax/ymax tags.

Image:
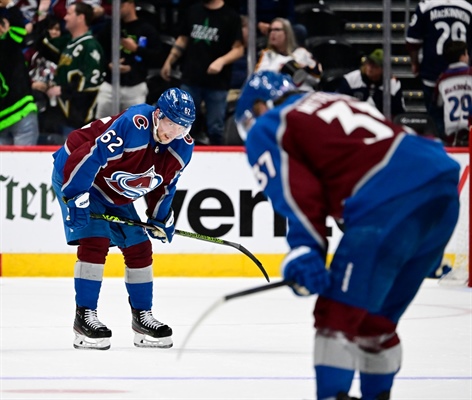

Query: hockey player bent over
<box><xmin>52</xmin><ymin>88</ymin><xmax>196</xmax><ymax>350</ymax></box>
<box><xmin>235</xmin><ymin>71</ymin><xmax>460</xmax><ymax>400</ymax></box>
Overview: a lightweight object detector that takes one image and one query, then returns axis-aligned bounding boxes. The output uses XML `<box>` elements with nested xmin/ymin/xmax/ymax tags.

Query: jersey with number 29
<box><xmin>435</xmin><ymin>61</ymin><xmax>472</xmax><ymax>135</ymax></box>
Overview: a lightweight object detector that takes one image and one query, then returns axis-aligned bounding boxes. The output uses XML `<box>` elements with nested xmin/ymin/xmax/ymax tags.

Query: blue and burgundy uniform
<box><xmin>245</xmin><ymin>91</ymin><xmax>460</xmax><ymax>398</ymax></box>
<box><xmin>52</xmin><ymin>103</ymin><xmax>194</xmax><ymax>246</ymax></box>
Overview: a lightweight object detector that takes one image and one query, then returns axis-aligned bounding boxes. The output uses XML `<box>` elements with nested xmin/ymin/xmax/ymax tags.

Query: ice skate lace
<box><xmin>84</xmin><ymin>309</ymin><xmax>107</xmax><ymax>329</ymax></box>
<box><xmin>139</xmin><ymin>310</ymin><xmax>164</xmax><ymax>329</ymax></box>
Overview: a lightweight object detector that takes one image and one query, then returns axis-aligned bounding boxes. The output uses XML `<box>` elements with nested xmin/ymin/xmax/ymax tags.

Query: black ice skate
<box><xmin>131</xmin><ymin>303</ymin><xmax>173</xmax><ymax>348</ymax></box>
<box><xmin>336</xmin><ymin>391</ymin><xmax>389</xmax><ymax>400</ymax></box>
<box><xmin>73</xmin><ymin>306</ymin><xmax>112</xmax><ymax>350</ymax></box>
<box><xmin>336</xmin><ymin>393</ymin><xmax>360</xmax><ymax>400</ymax></box>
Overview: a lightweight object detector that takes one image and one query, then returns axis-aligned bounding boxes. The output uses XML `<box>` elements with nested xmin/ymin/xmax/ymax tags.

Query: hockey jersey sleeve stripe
<box><xmin>62</xmin><ymin>115</ymin><xmax>151</xmax><ymax>198</ymax></box>
<box><xmin>167</xmin><ymin>147</ymin><xmax>186</xmax><ymax>169</ymax></box>
<box><xmin>147</xmin><ymin>172</ymin><xmax>180</xmax><ymax>221</ymax></box>
<box><xmin>62</xmin><ymin>139</ymin><xmax>111</xmax><ymax>197</ymax></box>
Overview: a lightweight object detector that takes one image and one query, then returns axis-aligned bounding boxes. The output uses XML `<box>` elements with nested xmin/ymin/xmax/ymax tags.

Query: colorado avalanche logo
<box><xmin>105</xmin><ymin>166</ymin><xmax>163</xmax><ymax>199</ymax></box>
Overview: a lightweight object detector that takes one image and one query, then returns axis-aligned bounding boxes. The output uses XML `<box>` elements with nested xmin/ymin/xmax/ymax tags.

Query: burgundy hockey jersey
<box><xmin>53</xmin><ymin>103</ymin><xmax>194</xmax><ymax>221</ymax></box>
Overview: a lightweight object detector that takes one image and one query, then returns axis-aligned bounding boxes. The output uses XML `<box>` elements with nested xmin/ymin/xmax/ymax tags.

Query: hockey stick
<box><xmin>90</xmin><ymin>213</ymin><xmax>269</xmax><ymax>282</ymax></box>
<box><xmin>177</xmin><ymin>279</ymin><xmax>293</xmax><ymax>359</ymax></box>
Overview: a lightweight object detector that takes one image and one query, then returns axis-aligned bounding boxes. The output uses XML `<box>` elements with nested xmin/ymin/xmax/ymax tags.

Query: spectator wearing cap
<box><xmin>336</xmin><ymin>48</ymin><xmax>405</xmax><ymax>117</ymax></box>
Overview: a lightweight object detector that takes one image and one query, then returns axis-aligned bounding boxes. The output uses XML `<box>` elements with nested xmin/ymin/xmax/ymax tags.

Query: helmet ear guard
<box><xmin>152</xmin><ymin>109</ymin><xmax>160</xmax><ymax>141</ymax></box>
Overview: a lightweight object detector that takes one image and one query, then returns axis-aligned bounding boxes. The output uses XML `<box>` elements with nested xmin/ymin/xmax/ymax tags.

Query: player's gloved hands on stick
<box><xmin>64</xmin><ymin>192</ymin><xmax>90</xmax><ymax>230</ymax></box>
<box><xmin>282</xmin><ymin>246</ymin><xmax>330</xmax><ymax>296</ymax></box>
<box><xmin>147</xmin><ymin>208</ymin><xmax>175</xmax><ymax>243</ymax></box>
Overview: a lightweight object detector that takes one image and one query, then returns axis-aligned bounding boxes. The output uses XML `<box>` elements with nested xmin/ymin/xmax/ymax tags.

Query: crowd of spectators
<box><xmin>0</xmin><ymin>0</ymin><xmax>470</xmax><ymax>147</ymax></box>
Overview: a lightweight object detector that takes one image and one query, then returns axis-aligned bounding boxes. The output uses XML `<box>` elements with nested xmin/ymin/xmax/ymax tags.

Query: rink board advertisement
<box><xmin>0</xmin><ymin>147</ymin><xmax>468</xmax><ymax>277</ymax></box>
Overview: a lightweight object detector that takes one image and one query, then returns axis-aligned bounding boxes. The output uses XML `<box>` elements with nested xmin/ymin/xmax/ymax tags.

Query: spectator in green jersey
<box><xmin>45</xmin><ymin>2</ymin><xmax>105</xmax><ymax>139</ymax></box>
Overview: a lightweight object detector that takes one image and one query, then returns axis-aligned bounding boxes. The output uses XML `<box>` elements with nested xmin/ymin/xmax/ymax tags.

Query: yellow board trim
<box><xmin>1</xmin><ymin>253</ymin><xmax>285</xmax><ymax>278</ymax></box>
<box><xmin>1</xmin><ymin>253</ymin><xmax>458</xmax><ymax>278</ymax></box>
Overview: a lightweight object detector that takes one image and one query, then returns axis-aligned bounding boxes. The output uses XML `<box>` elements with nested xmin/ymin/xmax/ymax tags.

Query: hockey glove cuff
<box><xmin>64</xmin><ymin>192</ymin><xmax>90</xmax><ymax>230</ymax></box>
<box><xmin>147</xmin><ymin>208</ymin><xmax>175</xmax><ymax>243</ymax></box>
<box><xmin>281</xmin><ymin>246</ymin><xmax>330</xmax><ymax>296</ymax></box>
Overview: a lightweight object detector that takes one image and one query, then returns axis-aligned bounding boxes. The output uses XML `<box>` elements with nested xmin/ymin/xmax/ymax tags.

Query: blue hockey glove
<box><xmin>281</xmin><ymin>246</ymin><xmax>330</xmax><ymax>296</ymax></box>
<box><xmin>147</xmin><ymin>209</ymin><xmax>175</xmax><ymax>243</ymax></box>
<box><xmin>64</xmin><ymin>192</ymin><xmax>90</xmax><ymax>230</ymax></box>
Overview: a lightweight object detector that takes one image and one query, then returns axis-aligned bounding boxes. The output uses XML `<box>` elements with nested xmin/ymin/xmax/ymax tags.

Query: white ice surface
<box><xmin>1</xmin><ymin>277</ymin><xmax>471</xmax><ymax>400</ymax></box>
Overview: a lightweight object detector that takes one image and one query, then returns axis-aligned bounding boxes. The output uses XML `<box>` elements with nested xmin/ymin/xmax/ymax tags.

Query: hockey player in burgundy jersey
<box><xmin>52</xmin><ymin>88</ymin><xmax>196</xmax><ymax>350</ymax></box>
<box><xmin>235</xmin><ymin>71</ymin><xmax>460</xmax><ymax>400</ymax></box>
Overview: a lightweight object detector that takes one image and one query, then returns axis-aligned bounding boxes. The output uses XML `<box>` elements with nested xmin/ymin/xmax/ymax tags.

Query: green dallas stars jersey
<box><xmin>54</xmin><ymin>32</ymin><xmax>105</xmax><ymax>129</ymax></box>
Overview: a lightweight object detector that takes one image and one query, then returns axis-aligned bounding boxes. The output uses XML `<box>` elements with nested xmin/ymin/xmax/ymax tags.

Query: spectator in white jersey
<box><xmin>434</xmin><ymin>40</ymin><xmax>472</xmax><ymax>146</ymax></box>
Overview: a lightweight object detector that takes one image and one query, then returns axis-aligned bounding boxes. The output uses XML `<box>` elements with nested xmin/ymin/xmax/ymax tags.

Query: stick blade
<box><xmin>236</xmin><ymin>244</ymin><xmax>270</xmax><ymax>282</ymax></box>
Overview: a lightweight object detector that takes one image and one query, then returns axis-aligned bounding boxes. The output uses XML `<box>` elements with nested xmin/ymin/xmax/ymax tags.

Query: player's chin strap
<box><xmin>174</xmin><ymin>126</ymin><xmax>191</xmax><ymax>139</ymax></box>
<box><xmin>152</xmin><ymin>110</ymin><xmax>161</xmax><ymax>143</ymax></box>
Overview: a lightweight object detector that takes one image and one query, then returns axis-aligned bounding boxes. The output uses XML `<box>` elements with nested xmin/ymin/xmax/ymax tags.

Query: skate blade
<box><xmin>133</xmin><ymin>332</ymin><xmax>173</xmax><ymax>348</ymax></box>
<box><xmin>73</xmin><ymin>333</ymin><xmax>111</xmax><ymax>350</ymax></box>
